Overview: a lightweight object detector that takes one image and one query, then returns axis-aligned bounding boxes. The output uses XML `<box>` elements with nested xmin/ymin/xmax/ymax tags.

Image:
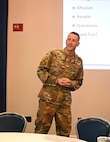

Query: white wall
<box><xmin>7</xmin><ymin>0</ymin><xmax>110</xmax><ymax>135</ymax></box>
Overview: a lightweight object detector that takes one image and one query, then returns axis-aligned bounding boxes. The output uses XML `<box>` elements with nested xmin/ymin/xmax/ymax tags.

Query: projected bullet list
<box><xmin>72</xmin><ymin>5</ymin><xmax>98</xmax><ymax>37</ymax></box>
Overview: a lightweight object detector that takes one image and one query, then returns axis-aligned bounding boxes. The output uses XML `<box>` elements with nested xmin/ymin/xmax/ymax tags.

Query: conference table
<box><xmin>0</xmin><ymin>132</ymin><xmax>87</xmax><ymax>142</ymax></box>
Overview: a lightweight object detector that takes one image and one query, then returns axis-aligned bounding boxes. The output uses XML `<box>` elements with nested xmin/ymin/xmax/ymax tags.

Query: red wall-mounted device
<box><xmin>13</xmin><ymin>23</ymin><xmax>23</xmax><ymax>31</ymax></box>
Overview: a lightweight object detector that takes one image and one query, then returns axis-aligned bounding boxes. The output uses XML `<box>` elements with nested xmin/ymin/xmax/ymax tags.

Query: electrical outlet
<box><xmin>78</xmin><ymin>117</ymin><xmax>82</xmax><ymax>120</ymax></box>
<box><xmin>25</xmin><ymin>116</ymin><xmax>32</xmax><ymax>122</ymax></box>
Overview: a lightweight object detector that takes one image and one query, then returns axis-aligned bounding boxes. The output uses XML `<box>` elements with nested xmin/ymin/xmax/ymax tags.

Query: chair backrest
<box><xmin>76</xmin><ymin>117</ymin><xmax>110</xmax><ymax>142</ymax></box>
<box><xmin>0</xmin><ymin>112</ymin><xmax>27</xmax><ymax>132</ymax></box>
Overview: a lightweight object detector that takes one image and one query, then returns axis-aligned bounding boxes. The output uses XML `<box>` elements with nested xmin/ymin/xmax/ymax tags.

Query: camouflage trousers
<box><xmin>34</xmin><ymin>99</ymin><xmax>71</xmax><ymax>137</ymax></box>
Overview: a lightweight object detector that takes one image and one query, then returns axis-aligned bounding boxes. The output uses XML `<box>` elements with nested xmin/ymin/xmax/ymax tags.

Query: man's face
<box><xmin>66</xmin><ymin>33</ymin><xmax>80</xmax><ymax>51</ymax></box>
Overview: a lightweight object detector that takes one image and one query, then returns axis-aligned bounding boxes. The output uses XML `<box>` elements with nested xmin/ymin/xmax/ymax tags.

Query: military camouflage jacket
<box><xmin>37</xmin><ymin>48</ymin><xmax>83</xmax><ymax>92</ymax></box>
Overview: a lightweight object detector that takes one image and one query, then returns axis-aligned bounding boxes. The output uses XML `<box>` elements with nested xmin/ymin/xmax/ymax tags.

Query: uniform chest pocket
<box><xmin>62</xmin><ymin>63</ymin><xmax>80</xmax><ymax>79</ymax></box>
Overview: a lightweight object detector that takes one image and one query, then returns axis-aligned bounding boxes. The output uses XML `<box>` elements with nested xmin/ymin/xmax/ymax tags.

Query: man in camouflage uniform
<box><xmin>35</xmin><ymin>32</ymin><xmax>83</xmax><ymax>137</ymax></box>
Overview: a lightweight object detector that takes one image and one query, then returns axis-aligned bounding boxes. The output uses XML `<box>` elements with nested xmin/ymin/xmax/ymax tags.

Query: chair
<box><xmin>0</xmin><ymin>112</ymin><xmax>27</xmax><ymax>132</ymax></box>
<box><xmin>76</xmin><ymin>117</ymin><xmax>110</xmax><ymax>142</ymax></box>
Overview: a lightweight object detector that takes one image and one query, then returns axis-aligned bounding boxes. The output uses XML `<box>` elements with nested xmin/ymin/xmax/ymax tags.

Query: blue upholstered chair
<box><xmin>0</xmin><ymin>112</ymin><xmax>27</xmax><ymax>132</ymax></box>
<box><xmin>76</xmin><ymin>117</ymin><xmax>110</xmax><ymax>142</ymax></box>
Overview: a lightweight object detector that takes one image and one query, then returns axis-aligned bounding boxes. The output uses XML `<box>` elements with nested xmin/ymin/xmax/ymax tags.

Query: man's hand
<box><xmin>57</xmin><ymin>78</ymin><xmax>71</xmax><ymax>87</ymax></box>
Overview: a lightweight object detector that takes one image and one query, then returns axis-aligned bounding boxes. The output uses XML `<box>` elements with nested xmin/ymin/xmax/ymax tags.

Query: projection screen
<box><xmin>63</xmin><ymin>0</ymin><xmax>110</xmax><ymax>69</ymax></box>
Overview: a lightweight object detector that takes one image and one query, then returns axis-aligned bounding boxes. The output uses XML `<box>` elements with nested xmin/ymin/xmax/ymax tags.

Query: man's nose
<box><xmin>69</xmin><ymin>40</ymin><xmax>72</xmax><ymax>43</ymax></box>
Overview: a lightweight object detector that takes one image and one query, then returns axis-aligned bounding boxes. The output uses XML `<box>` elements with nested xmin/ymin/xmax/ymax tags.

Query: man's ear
<box><xmin>77</xmin><ymin>42</ymin><xmax>80</xmax><ymax>46</ymax></box>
